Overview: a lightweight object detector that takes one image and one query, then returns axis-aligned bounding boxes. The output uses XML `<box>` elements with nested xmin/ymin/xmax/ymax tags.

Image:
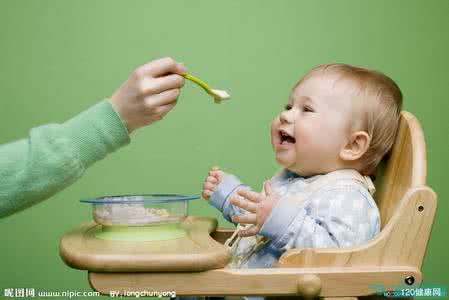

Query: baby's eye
<box><xmin>284</xmin><ymin>104</ymin><xmax>293</xmax><ymax>110</ymax></box>
<box><xmin>303</xmin><ymin>105</ymin><xmax>314</xmax><ymax>113</ymax></box>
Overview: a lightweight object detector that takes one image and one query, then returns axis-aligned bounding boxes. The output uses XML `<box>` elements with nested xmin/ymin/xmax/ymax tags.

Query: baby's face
<box><xmin>271</xmin><ymin>73</ymin><xmax>358</xmax><ymax>176</ymax></box>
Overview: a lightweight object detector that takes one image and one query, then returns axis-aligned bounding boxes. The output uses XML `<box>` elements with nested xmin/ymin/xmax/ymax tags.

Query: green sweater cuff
<box><xmin>62</xmin><ymin>100</ymin><xmax>130</xmax><ymax>168</ymax></box>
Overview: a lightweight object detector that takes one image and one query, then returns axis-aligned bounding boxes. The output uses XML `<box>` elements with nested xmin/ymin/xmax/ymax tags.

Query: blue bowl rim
<box><xmin>80</xmin><ymin>193</ymin><xmax>200</xmax><ymax>204</ymax></box>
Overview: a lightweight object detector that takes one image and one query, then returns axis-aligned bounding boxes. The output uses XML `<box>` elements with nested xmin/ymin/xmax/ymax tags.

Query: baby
<box><xmin>202</xmin><ymin>63</ymin><xmax>403</xmax><ymax>271</ymax></box>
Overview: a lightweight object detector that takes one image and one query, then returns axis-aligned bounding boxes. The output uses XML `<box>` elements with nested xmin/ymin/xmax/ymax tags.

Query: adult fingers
<box><xmin>237</xmin><ymin>189</ymin><xmax>261</xmax><ymax>203</ymax></box>
<box><xmin>140</xmin><ymin>74</ymin><xmax>185</xmax><ymax>96</ymax></box>
<box><xmin>136</xmin><ymin>57</ymin><xmax>187</xmax><ymax>78</ymax></box>
<box><xmin>156</xmin><ymin>100</ymin><xmax>178</xmax><ymax>119</ymax></box>
<box><xmin>144</xmin><ymin>88</ymin><xmax>180</xmax><ymax>108</ymax></box>
<box><xmin>229</xmin><ymin>195</ymin><xmax>257</xmax><ymax>213</ymax></box>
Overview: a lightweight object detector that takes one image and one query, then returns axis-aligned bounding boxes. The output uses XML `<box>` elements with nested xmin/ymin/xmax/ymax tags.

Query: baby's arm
<box><xmin>202</xmin><ymin>167</ymin><xmax>252</xmax><ymax>224</ymax></box>
<box><xmin>259</xmin><ymin>186</ymin><xmax>381</xmax><ymax>251</ymax></box>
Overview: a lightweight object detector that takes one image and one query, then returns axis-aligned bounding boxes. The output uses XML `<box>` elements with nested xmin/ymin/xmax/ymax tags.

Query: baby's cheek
<box><xmin>295</xmin><ymin>122</ymin><xmax>329</xmax><ymax>145</ymax></box>
<box><xmin>294</xmin><ymin>124</ymin><xmax>312</xmax><ymax>145</ymax></box>
<box><xmin>270</xmin><ymin>119</ymin><xmax>280</xmax><ymax>143</ymax></box>
<box><xmin>271</xmin><ymin>118</ymin><xmax>280</xmax><ymax>131</ymax></box>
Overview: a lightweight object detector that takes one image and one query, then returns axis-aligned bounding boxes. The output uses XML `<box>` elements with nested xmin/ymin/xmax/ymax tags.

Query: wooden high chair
<box><xmin>64</xmin><ymin>111</ymin><xmax>437</xmax><ymax>299</ymax></box>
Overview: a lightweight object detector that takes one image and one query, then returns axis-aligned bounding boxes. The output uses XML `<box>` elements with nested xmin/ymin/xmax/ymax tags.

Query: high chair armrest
<box><xmin>88</xmin><ymin>266</ymin><xmax>421</xmax><ymax>298</ymax></box>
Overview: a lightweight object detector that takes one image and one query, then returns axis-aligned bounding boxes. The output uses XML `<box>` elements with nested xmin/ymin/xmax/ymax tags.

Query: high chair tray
<box><xmin>59</xmin><ymin>112</ymin><xmax>437</xmax><ymax>299</ymax></box>
<box><xmin>60</xmin><ymin>216</ymin><xmax>231</xmax><ymax>272</ymax></box>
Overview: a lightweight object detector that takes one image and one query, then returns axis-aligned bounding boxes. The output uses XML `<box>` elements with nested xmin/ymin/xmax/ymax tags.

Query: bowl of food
<box><xmin>80</xmin><ymin>194</ymin><xmax>199</xmax><ymax>241</ymax></box>
<box><xmin>80</xmin><ymin>194</ymin><xmax>199</xmax><ymax>227</ymax></box>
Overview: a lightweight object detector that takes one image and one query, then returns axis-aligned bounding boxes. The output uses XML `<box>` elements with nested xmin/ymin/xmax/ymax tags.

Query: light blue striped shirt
<box><xmin>209</xmin><ymin>169</ymin><xmax>381</xmax><ymax>269</ymax></box>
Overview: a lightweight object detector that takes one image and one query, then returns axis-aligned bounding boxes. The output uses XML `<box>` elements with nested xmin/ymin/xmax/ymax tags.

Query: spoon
<box><xmin>183</xmin><ymin>74</ymin><xmax>231</xmax><ymax>104</ymax></box>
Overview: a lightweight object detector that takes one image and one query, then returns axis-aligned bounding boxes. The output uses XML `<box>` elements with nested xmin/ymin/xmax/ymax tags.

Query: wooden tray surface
<box><xmin>60</xmin><ymin>216</ymin><xmax>231</xmax><ymax>272</ymax></box>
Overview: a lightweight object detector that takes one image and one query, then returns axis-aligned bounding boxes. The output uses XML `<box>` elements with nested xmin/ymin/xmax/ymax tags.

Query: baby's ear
<box><xmin>339</xmin><ymin>131</ymin><xmax>370</xmax><ymax>162</ymax></box>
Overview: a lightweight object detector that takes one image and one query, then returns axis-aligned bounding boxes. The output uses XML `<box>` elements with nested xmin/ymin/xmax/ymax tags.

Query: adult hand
<box><xmin>230</xmin><ymin>181</ymin><xmax>280</xmax><ymax>237</ymax></box>
<box><xmin>109</xmin><ymin>57</ymin><xmax>187</xmax><ymax>133</ymax></box>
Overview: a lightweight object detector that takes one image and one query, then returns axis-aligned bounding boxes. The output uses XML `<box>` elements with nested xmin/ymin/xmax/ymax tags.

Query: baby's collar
<box><xmin>284</xmin><ymin>169</ymin><xmax>300</xmax><ymax>178</ymax></box>
<box><xmin>282</xmin><ymin>169</ymin><xmax>316</xmax><ymax>180</ymax></box>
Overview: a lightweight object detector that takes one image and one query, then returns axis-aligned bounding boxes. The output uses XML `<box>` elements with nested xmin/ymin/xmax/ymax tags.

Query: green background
<box><xmin>1</xmin><ymin>0</ymin><xmax>448</xmax><ymax>298</ymax></box>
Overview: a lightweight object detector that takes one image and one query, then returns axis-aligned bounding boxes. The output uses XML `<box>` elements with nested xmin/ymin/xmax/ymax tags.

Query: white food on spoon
<box><xmin>211</xmin><ymin>89</ymin><xmax>231</xmax><ymax>101</ymax></box>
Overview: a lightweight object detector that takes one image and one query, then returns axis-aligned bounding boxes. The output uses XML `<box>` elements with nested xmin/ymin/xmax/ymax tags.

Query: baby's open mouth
<box><xmin>279</xmin><ymin>130</ymin><xmax>296</xmax><ymax>144</ymax></box>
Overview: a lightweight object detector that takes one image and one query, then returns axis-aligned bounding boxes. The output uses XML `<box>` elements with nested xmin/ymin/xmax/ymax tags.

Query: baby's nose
<box><xmin>280</xmin><ymin>110</ymin><xmax>292</xmax><ymax>124</ymax></box>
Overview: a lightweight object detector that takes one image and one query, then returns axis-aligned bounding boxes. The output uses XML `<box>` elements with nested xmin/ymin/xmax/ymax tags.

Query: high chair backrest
<box><xmin>373</xmin><ymin>111</ymin><xmax>427</xmax><ymax>229</ymax></box>
<box><xmin>277</xmin><ymin>110</ymin><xmax>437</xmax><ymax>272</ymax></box>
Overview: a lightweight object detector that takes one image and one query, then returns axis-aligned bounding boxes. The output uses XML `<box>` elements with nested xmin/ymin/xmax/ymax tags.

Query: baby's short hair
<box><xmin>299</xmin><ymin>63</ymin><xmax>403</xmax><ymax>175</ymax></box>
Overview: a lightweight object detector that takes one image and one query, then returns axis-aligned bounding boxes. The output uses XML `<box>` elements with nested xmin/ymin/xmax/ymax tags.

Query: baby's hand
<box><xmin>202</xmin><ymin>166</ymin><xmax>226</xmax><ymax>200</ymax></box>
<box><xmin>230</xmin><ymin>181</ymin><xmax>280</xmax><ymax>237</ymax></box>
<box><xmin>109</xmin><ymin>57</ymin><xmax>187</xmax><ymax>134</ymax></box>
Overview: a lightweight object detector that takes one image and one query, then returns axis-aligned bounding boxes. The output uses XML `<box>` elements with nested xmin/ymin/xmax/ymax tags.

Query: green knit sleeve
<box><xmin>0</xmin><ymin>100</ymin><xmax>130</xmax><ymax>218</ymax></box>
